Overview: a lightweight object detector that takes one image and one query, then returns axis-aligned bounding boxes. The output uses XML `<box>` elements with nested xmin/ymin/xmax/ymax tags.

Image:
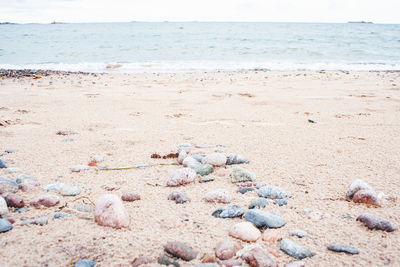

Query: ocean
<box><xmin>0</xmin><ymin>22</ymin><xmax>399</xmax><ymax>72</ymax></box>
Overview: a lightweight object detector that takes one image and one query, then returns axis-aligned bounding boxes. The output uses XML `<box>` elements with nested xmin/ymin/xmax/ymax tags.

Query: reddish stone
<box><xmin>121</xmin><ymin>193</ymin><xmax>141</xmax><ymax>202</ymax></box>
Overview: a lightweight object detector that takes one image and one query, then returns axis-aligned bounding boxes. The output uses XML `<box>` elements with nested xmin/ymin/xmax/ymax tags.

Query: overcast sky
<box><xmin>1</xmin><ymin>0</ymin><xmax>399</xmax><ymax>24</ymax></box>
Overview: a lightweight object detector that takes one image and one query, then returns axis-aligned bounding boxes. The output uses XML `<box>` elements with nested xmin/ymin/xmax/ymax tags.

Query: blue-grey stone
<box><xmin>290</xmin><ymin>229</ymin><xmax>308</xmax><ymax>238</ymax></box>
<box><xmin>158</xmin><ymin>254</ymin><xmax>180</xmax><ymax>267</ymax></box>
<box><xmin>21</xmin><ymin>216</ymin><xmax>48</xmax><ymax>226</ymax></box>
<box><xmin>59</xmin><ymin>184</ymin><xmax>81</xmax><ymax>196</ymax></box>
<box><xmin>189</xmin><ymin>164</ymin><xmax>213</xmax><ymax>176</ymax></box>
<box><xmin>191</xmin><ymin>154</ymin><xmax>205</xmax><ymax>163</ymax></box>
<box><xmin>245</xmin><ymin>209</ymin><xmax>286</xmax><ymax>228</ymax></box>
<box><xmin>168</xmin><ymin>191</ymin><xmax>191</xmax><ymax>204</ymax></box>
<box><xmin>231</xmin><ymin>167</ymin><xmax>255</xmax><ymax>183</ymax></box>
<box><xmin>14</xmin><ymin>208</ymin><xmax>28</xmax><ymax>213</ymax></box>
<box><xmin>0</xmin><ymin>159</ymin><xmax>7</xmax><ymax>168</ymax></box>
<box><xmin>0</xmin><ymin>218</ymin><xmax>13</xmax><ymax>233</ymax></box>
<box><xmin>16</xmin><ymin>174</ymin><xmax>37</xmax><ymax>184</ymax></box>
<box><xmin>274</xmin><ymin>199</ymin><xmax>287</xmax><ymax>206</ymax></box>
<box><xmin>199</xmin><ymin>177</ymin><xmax>214</xmax><ymax>183</ymax></box>
<box><xmin>255</xmin><ymin>182</ymin><xmax>266</xmax><ymax>189</ymax></box>
<box><xmin>212</xmin><ymin>205</ymin><xmax>244</xmax><ymax>218</ymax></box>
<box><xmin>258</xmin><ymin>186</ymin><xmax>291</xmax><ymax>199</ymax></box>
<box><xmin>237</xmin><ymin>187</ymin><xmax>254</xmax><ymax>194</ymax></box>
<box><xmin>226</xmin><ymin>154</ymin><xmax>249</xmax><ymax>165</ymax></box>
<box><xmin>73</xmin><ymin>202</ymin><xmax>93</xmax><ymax>213</ymax></box>
<box><xmin>327</xmin><ymin>244</ymin><xmax>359</xmax><ymax>255</ymax></box>
<box><xmin>54</xmin><ymin>212</ymin><xmax>73</xmax><ymax>219</ymax></box>
<box><xmin>44</xmin><ymin>183</ymin><xmax>64</xmax><ymax>192</ymax></box>
<box><xmin>0</xmin><ymin>179</ymin><xmax>18</xmax><ymax>193</ymax></box>
<box><xmin>280</xmin><ymin>238</ymin><xmax>315</xmax><ymax>259</ymax></box>
<box><xmin>249</xmin><ymin>198</ymin><xmax>268</xmax><ymax>209</ymax></box>
<box><xmin>5</xmin><ymin>149</ymin><xmax>16</xmax><ymax>153</ymax></box>
<box><xmin>74</xmin><ymin>258</ymin><xmax>96</xmax><ymax>267</ymax></box>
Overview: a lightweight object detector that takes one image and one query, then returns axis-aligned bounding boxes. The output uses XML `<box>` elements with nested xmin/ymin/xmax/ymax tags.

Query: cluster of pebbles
<box><xmin>0</xmin><ymin>141</ymin><xmax>398</xmax><ymax>267</ymax></box>
<box><xmin>0</xmin><ymin>69</ymin><xmax>90</xmax><ymax>79</ymax></box>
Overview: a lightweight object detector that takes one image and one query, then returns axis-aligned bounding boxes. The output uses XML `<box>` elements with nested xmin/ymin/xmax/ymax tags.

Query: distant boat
<box><xmin>348</xmin><ymin>21</ymin><xmax>373</xmax><ymax>24</ymax></box>
<box><xmin>0</xmin><ymin>22</ymin><xmax>16</xmax><ymax>25</ymax></box>
<box><xmin>50</xmin><ymin>21</ymin><xmax>67</xmax><ymax>24</ymax></box>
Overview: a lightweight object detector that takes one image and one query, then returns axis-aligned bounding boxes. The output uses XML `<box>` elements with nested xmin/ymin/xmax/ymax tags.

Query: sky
<box><xmin>1</xmin><ymin>0</ymin><xmax>399</xmax><ymax>24</ymax></box>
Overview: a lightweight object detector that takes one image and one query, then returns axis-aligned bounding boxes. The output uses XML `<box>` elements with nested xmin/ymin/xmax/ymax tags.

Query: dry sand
<box><xmin>0</xmin><ymin>70</ymin><xmax>399</xmax><ymax>266</ymax></box>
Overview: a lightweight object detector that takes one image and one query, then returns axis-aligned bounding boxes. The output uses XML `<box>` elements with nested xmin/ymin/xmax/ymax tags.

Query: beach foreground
<box><xmin>0</xmin><ymin>70</ymin><xmax>399</xmax><ymax>266</ymax></box>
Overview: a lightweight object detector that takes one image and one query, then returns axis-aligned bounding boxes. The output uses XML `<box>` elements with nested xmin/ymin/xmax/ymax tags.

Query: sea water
<box><xmin>0</xmin><ymin>22</ymin><xmax>399</xmax><ymax>72</ymax></box>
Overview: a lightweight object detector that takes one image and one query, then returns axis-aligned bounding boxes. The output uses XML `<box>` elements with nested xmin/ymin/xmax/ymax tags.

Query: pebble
<box><xmin>70</xmin><ymin>165</ymin><xmax>90</xmax><ymax>172</ymax></box>
<box><xmin>258</xmin><ymin>186</ymin><xmax>292</xmax><ymax>199</ymax></box>
<box><xmin>59</xmin><ymin>184</ymin><xmax>81</xmax><ymax>196</ymax></box>
<box><xmin>301</xmin><ymin>209</ymin><xmax>331</xmax><ymax>221</ymax></box>
<box><xmin>168</xmin><ymin>191</ymin><xmax>191</xmax><ymax>204</ymax></box>
<box><xmin>0</xmin><ymin>179</ymin><xmax>18</xmax><ymax>193</ymax></box>
<box><xmin>56</xmin><ymin>130</ymin><xmax>78</xmax><ymax>136</ymax></box>
<box><xmin>237</xmin><ymin>187</ymin><xmax>254</xmax><ymax>194</ymax></box>
<box><xmin>193</xmin><ymin>263</ymin><xmax>218</xmax><ymax>267</ymax></box>
<box><xmin>74</xmin><ymin>258</ymin><xmax>96</xmax><ymax>267</ymax></box>
<box><xmin>3</xmin><ymin>193</ymin><xmax>24</xmax><ymax>208</ymax></box>
<box><xmin>231</xmin><ymin>167</ymin><xmax>255</xmax><ymax>183</ymax></box>
<box><xmin>14</xmin><ymin>208</ymin><xmax>28</xmax><ymax>213</ymax></box>
<box><xmin>44</xmin><ymin>183</ymin><xmax>64</xmax><ymax>192</ymax></box>
<box><xmin>262</xmin><ymin>229</ymin><xmax>282</xmax><ymax>243</ymax></box>
<box><xmin>16</xmin><ymin>174</ymin><xmax>37</xmax><ymax>184</ymax></box>
<box><xmin>236</xmin><ymin>181</ymin><xmax>254</xmax><ymax>188</ymax></box>
<box><xmin>327</xmin><ymin>244</ymin><xmax>360</xmax><ymax>254</ymax></box>
<box><xmin>191</xmin><ymin>154</ymin><xmax>205</xmax><ymax>163</ymax></box>
<box><xmin>212</xmin><ymin>205</ymin><xmax>244</xmax><ymax>218</ymax></box>
<box><xmin>245</xmin><ymin>209</ymin><xmax>286</xmax><ymax>229</ymax></box>
<box><xmin>255</xmin><ymin>182</ymin><xmax>266</xmax><ymax>189</ymax></box>
<box><xmin>21</xmin><ymin>216</ymin><xmax>49</xmax><ymax>226</ymax></box>
<box><xmin>356</xmin><ymin>213</ymin><xmax>397</xmax><ymax>232</ymax></box>
<box><xmin>53</xmin><ymin>212</ymin><xmax>73</xmax><ymax>219</ymax></box>
<box><xmin>158</xmin><ymin>254</ymin><xmax>180</xmax><ymax>267</ymax></box>
<box><xmin>201</xmin><ymin>153</ymin><xmax>227</xmax><ymax>166</ymax></box>
<box><xmin>94</xmin><ymin>194</ymin><xmax>130</xmax><ymax>228</ymax></box>
<box><xmin>346</xmin><ymin>179</ymin><xmax>372</xmax><ymax>199</ymax></box>
<box><xmin>199</xmin><ymin>177</ymin><xmax>214</xmax><ymax>183</ymax></box>
<box><xmin>74</xmin><ymin>202</ymin><xmax>93</xmax><ymax>213</ymax></box>
<box><xmin>0</xmin><ymin>198</ymin><xmax>8</xmax><ymax>215</ymax></box>
<box><xmin>204</xmin><ymin>189</ymin><xmax>232</xmax><ymax>204</ymax></box>
<box><xmin>218</xmin><ymin>259</ymin><xmax>242</xmax><ymax>267</ymax></box>
<box><xmin>131</xmin><ymin>256</ymin><xmax>153</xmax><ymax>267</ymax></box>
<box><xmin>285</xmin><ymin>260</ymin><xmax>306</xmax><ymax>267</ymax></box>
<box><xmin>226</xmin><ymin>154</ymin><xmax>249</xmax><ymax>165</ymax></box>
<box><xmin>0</xmin><ymin>159</ymin><xmax>7</xmax><ymax>168</ymax></box>
<box><xmin>189</xmin><ymin>164</ymin><xmax>213</xmax><ymax>176</ymax></box>
<box><xmin>90</xmin><ymin>155</ymin><xmax>104</xmax><ymax>163</ymax></box>
<box><xmin>5</xmin><ymin>149</ymin><xmax>16</xmax><ymax>153</ymax></box>
<box><xmin>30</xmin><ymin>194</ymin><xmax>60</xmax><ymax>208</ymax></box>
<box><xmin>229</xmin><ymin>222</ymin><xmax>261</xmax><ymax>242</ymax></box>
<box><xmin>280</xmin><ymin>238</ymin><xmax>315</xmax><ymax>259</ymax></box>
<box><xmin>121</xmin><ymin>193</ymin><xmax>141</xmax><ymax>202</ymax></box>
<box><xmin>6</xmin><ymin>167</ymin><xmax>22</xmax><ymax>173</ymax></box>
<box><xmin>352</xmin><ymin>189</ymin><xmax>381</xmax><ymax>206</ymax></box>
<box><xmin>241</xmin><ymin>247</ymin><xmax>277</xmax><ymax>267</ymax></box>
<box><xmin>274</xmin><ymin>199</ymin><xmax>287</xmax><ymax>206</ymax></box>
<box><xmin>290</xmin><ymin>230</ymin><xmax>308</xmax><ymax>238</ymax></box>
<box><xmin>215</xmin><ymin>240</ymin><xmax>242</xmax><ymax>260</ymax></box>
<box><xmin>0</xmin><ymin>218</ymin><xmax>13</xmax><ymax>233</ymax></box>
<box><xmin>167</xmin><ymin>168</ymin><xmax>196</xmax><ymax>187</ymax></box>
<box><xmin>164</xmin><ymin>241</ymin><xmax>198</xmax><ymax>261</ymax></box>
<box><xmin>177</xmin><ymin>150</ymin><xmax>188</xmax><ymax>164</ymax></box>
<box><xmin>182</xmin><ymin>156</ymin><xmax>200</xmax><ymax>167</ymax></box>
<box><xmin>201</xmin><ymin>253</ymin><xmax>217</xmax><ymax>263</ymax></box>
<box><xmin>249</xmin><ymin>198</ymin><xmax>268</xmax><ymax>209</ymax></box>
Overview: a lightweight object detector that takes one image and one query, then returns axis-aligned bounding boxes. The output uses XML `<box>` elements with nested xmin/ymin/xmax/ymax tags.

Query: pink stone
<box><xmin>262</xmin><ymin>229</ymin><xmax>282</xmax><ymax>243</ymax></box>
<box><xmin>229</xmin><ymin>222</ymin><xmax>261</xmax><ymax>242</ymax></box>
<box><xmin>121</xmin><ymin>193</ymin><xmax>141</xmax><ymax>202</ymax></box>
<box><xmin>201</xmin><ymin>153</ymin><xmax>227</xmax><ymax>166</ymax></box>
<box><xmin>352</xmin><ymin>189</ymin><xmax>381</xmax><ymax>206</ymax></box>
<box><xmin>177</xmin><ymin>151</ymin><xmax>188</xmax><ymax>164</ymax></box>
<box><xmin>167</xmin><ymin>168</ymin><xmax>196</xmax><ymax>187</ymax></box>
<box><xmin>215</xmin><ymin>240</ymin><xmax>242</xmax><ymax>260</ymax></box>
<box><xmin>18</xmin><ymin>180</ymin><xmax>40</xmax><ymax>192</ymax></box>
<box><xmin>3</xmin><ymin>193</ymin><xmax>24</xmax><ymax>208</ymax></box>
<box><xmin>30</xmin><ymin>194</ymin><xmax>60</xmax><ymax>208</ymax></box>
<box><xmin>131</xmin><ymin>256</ymin><xmax>153</xmax><ymax>267</ymax></box>
<box><xmin>204</xmin><ymin>189</ymin><xmax>231</xmax><ymax>204</ymax></box>
<box><xmin>241</xmin><ymin>247</ymin><xmax>277</xmax><ymax>267</ymax></box>
<box><xmin>94</xmin><ymin>194</ymin><xmax>130</xmax><ymax>228</ymax></box>
<box><xmin>182</xmin><ymin>156</ymin><xmax>199</xmax><ymax>167</ymax></box>
<box><xmin>218</xmin><ymin>259</ymin><xmax>243</xmax><ymax>267</ymax></box>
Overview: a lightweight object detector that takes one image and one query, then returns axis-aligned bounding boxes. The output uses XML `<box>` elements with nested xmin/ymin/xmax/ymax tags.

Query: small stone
<box><xmin>167</xmin><ymin>168</ymin><xmax>196</xmax><ymax>187</ymax></box>
<box><xmin>131</xmin><ymin>256</ymin><xmax>153</xmax><ymax>267</ymax></box>
<box><xmin>327</xmin><ymin>244</ymin><xmax>360</xmax><ymax>254</ymax></box>
<box><xmin>177</xmin><ymin>143</ymin><xmax>192</xmax><ymax>153</ymax></box>
<box><xmin>189</xmin><ymin>164</ymin><xmax>213</xmax><ymax>176</ymax></box>
<box><xmin>290</xmin><ymin>230</ymin><xmax>308</xmax><ymax>238</ymax></box>
<box><xmin>226</xmin><ymin>154</ymin><xmax>249</xmax><ymax>165</ymax></box>
<box><xmin>215</xmin><ymin>240</ymin><xmax>242</xmax><ymax>260</ymax></box>
<box><xmin>255</xmin><ymin>182</ymin><xmax>266</xmax><ymax>189</ymax></box>
<box><xmin>229</xmin><ymin>222</ymin><xmax>261</xmax><ymax>242</ymax></box>
<box><xmin>231</xmin><ymin>167</ymin><xmax>255</xmax><ymax>183</ymax></box>
<box><xmin>160</xmin><ymin>219</ymin><xmax>185</xmax><ymax>229</ymax></box>
<box><xmin>164</xmin><ymin>241</ymin><xmax>198</xmax><ymax>261</ymax></box>
<box><xmin>168</xmin><ymin>191</ymin><xmax>191</xmax><ymax>204</ymax></box>
<box><xmin>3</xmin><ymin>193</ymin><xmax>24</xmax><ymax>208</ymax></box>
<box><xmin>258</xmin><ymin>186</ymin><xmax>291</xmax><ymax>199</ymax></box>
<box><xmin>57</xmin><ymin>130</ymin><xmax>78</xmax><ymax>136</ymax></box>
<box><xmin>191</xmin><ymin>154</ymin><xmax>205</xmax><ymax>162</ymax></box>
<box><xmin>74</xmin><ymin>202</ymin><xmax>93</xmax><ymax>213</ymax></box>
<box><xmin>236</xmin><ymin>181</ymin><xmax>254</xmax><ymax>188</ymax></box>
<box><xmin>199</xmin><ymin>177</ymin><xmax>214</xmax><ymax>183</ymax></box>
<box><xmin>201</xmin><ymin>153</ymin><xmax>227</xmax><ymax>166</ymax></box>
<box><xmin>356</xmin><ymin>213</ymin><xmax>397</xmax><ymax>232</ymax></box>
<box><xmin>0</xmin><ymin>159</ymin><xmax>7</xmax><ymax>168</ymax></box>
<box><xmin>0</xmin><ymin>197</ymin><xmax>9</xmax><ymax>215</ymax></box>
<box><xmin>352</xmin><ymin>189</ymin><xmax>381</xmax><ymax>206</ymax></box>
<box><xmin>44</xmin><ymin>183</ymin><xmax>64</xmax><ymax>192</ymax></box>
<box><xmin>285</xmin><ymin>260</ymin><xmax>306</xmax><ymax>267</ymax></box>
<box><xmin>21</xmin><ymin>216</ymin><xmax>48</xmax><ymax>226</ymax></box>
<box><xmin>245</xmin><ymin>209</ymin><xmax>286</xmax><ymax>229</ymax></box>
<box><xmin>274</xmin><ymin>199</ymin><xmax>287</xmax><ymax>206</ymax></box>
<box><xmin>94</xmin><ymin>194</ymin><xmax>130</xmax><ymax>228</ymax></box>
<box><xmin>204</xmin><ymin>189</ymin><xmax>231</xmax><ymax>204</ymax></box>
<box><xmin>301</xmin><ymin>209</ymin><xmax>331</xmax><ymax>221</ymax></box>
<box><xmin>237</xmin><ymin>187</ymin><xmax>254</xmax><ymax>194</ymax></box>
<box><xmin>14</xmin><ymin>208</ymin><xmax>28</xmax><ymax>213</ymax></box>
<box><xmin>195</xmin><ymin>143</ymin><xmax>210</xmax><ymax>148</ymax></box>
<box><xmin>346</xmin><ymin>179</ymin><xmax>373</xmax><ymax>199</ymax></box>
<box><xmin>193</xmin><ymin>263</ymin><xmax>218</xmax><ymax>267</ymax></box>
<box><xmin>30</xmin><ymin>194</ymin><xmax>60</xmax><ymax>208</ymax></box>
<box><xmin>201</xmin><ymin>253</ymin><xmax>217</xmax><ymax>263</ymax></box>
<box><xmin>5</xmin><ymin>149</ymin><xmax>16</xmax><ymax>153</ymax></box>
<box><xmin>54</xmin><ymin>212</ymin><xmax>73</xmax><ymax>219</ymax></box>
<box><xmin>158</xmin><ymin>254</ymin><xmax>180</xmax><ymax>267</ymax></box>
<box><xmin>241</xmin><ymin>247</ymin><xmax>277</xmax><ymax>267</ymax></box>
<box><xmin>6</xmin><ymin>167</ymin><xmax>21</xmax><ymax>173</ymax></box>
<box><xmin>177</xmin><ymin>150</ymin><xmax>188</xmax><ymax>164</ymax></box>
<box><xmin>121</xmin><ymin>193</ymin><xmax>141</xmax><ymax>202</ymax></box>
<box><xmin>70</xmin><ymin>165</ymin><xmax>90</xmax><ymax>172</ymax></box>
<box><xmin>262</xmin><ymin>229</ymin><xmax>282</xmax><ymax>243</ymax></box>
<box><xmin>218</xmin><ymin>259</ymin><xmax>242</xmax><ymax>267</ymax></box>
<box><xmin>16</xmin><ymin>174</ymin><xmax>37</xmax><ymax>184</ymax></box>
<box><xmin>249</xmin><ymin>198</ymin><xmax>268</xmax><ymax>209</ymax></box>
<box><xmin>0</xmin><ymin>179</ymin><xmax>18</xmax><ymax>194</ymax></box>
<box><xmin>90</xmin><ymin>155</ymin><xmax>104</xmax><ymax>163</ymax></box>
<box><xmin>59</xmin><ymin>184</ymin><xmax>81</xmax><ymax>196</ymax></box>
<box><xmin>182</xmin><ymin>156</ymin><xmax>200</xmax><ymax>167</ymax></box>
<box><xmin>102</xmin><ymin>185</ymin><xmax>120</xmax><ymax>191</ymax></box>
<box><xmin>74</xmin><ymin>258</ymin><xmax>96</xmax><ymax>267</ymax></box>
<box><xmin>212</xmin><ymin>205</ymin><xmax>244</xmax><ymax>218</ymax></box>
<box><xmin>280</xmin><ymin>238</ymin><xmax>315</xmax><ymax>259</ymax></box>
<box><xmin>0</xmin><ymin>218</ymin><xmax>13</xmax><ymax>233</ymax></box>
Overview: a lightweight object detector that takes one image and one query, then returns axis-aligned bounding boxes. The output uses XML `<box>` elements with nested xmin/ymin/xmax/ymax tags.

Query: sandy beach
<box><xmin>0</xmin><ymin>70</ymin><xmax>399</xmax><ymax>266</ymax></box>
